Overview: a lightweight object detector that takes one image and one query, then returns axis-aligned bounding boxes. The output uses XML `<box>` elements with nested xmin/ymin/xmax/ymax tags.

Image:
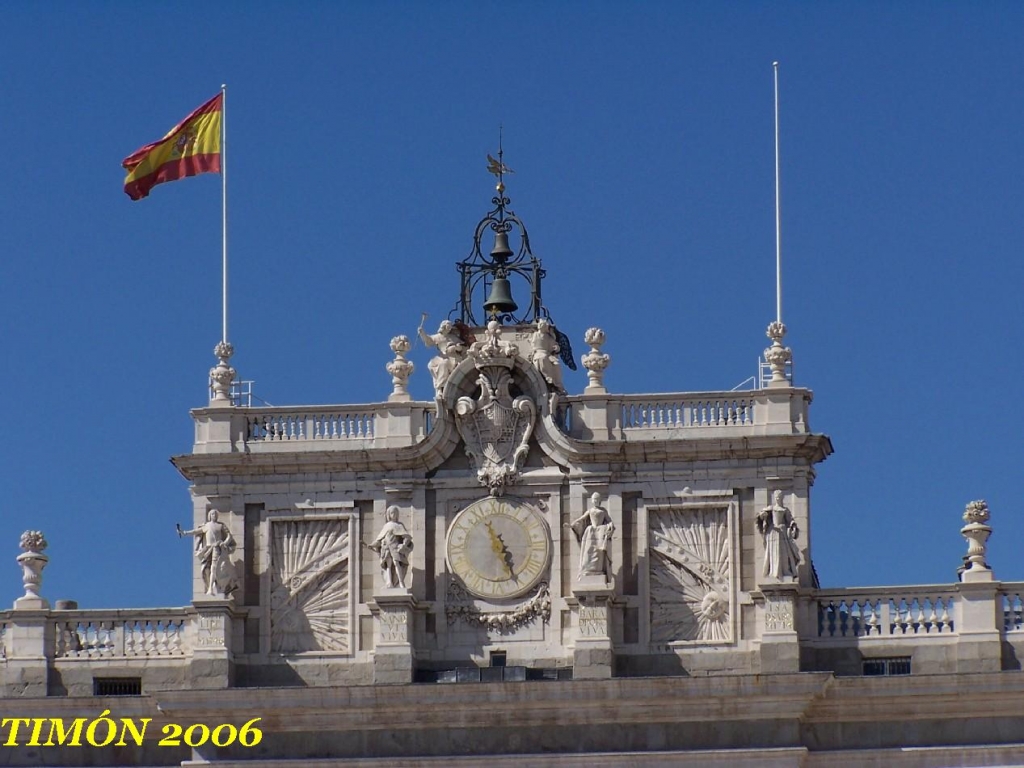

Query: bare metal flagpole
<box><xmin>773</xmin><ymin>62</ymin><xmax>782</xmax><ymax>325</ymax></box>
<box><xmin>761</xmin><ymin>61</ymin><xmax>792</xmax><ymax>388</ymax></box>
<box><xmin>221</xmin><ymin>83</ymin><xmax>228</xmax><ymax>345</ymax></box>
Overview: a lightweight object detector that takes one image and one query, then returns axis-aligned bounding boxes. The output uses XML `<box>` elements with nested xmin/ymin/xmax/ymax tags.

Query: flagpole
<box><xmin>762</xmin><ymin>60</ymin><xmax>793</xmax><ymax>389</ymax></box>
<box><xmin>773</xmin><ymin>62</ymin><xmax>782</xmax><ymax>325</ymax></box>
<box><xmin>221</xmin><ymin>83</ymin><xmax>228</xmax><ymax>345</ymax></box>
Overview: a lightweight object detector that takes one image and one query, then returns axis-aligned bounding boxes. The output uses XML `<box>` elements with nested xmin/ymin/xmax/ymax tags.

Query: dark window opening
<box><xmin>416</xmin><ymin>666</ymin><xmax>570</xmax><ymax>683</ymax></box>
<box><xmin>863</xmin><ymin>657</ymin><xmax>911</xmax><ymax>676</ymax></box>
<box><xmin>93</xmin><ymin>677</ymin><xmax>142</xmax><ymax>696</ymax></box>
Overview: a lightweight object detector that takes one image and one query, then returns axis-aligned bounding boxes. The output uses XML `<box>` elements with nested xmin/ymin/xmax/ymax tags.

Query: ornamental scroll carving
<box><xmin>454</xmin><ymin>322</ymin><xmax>536</xmax><ymax>496</ymax></box>
<box><xmin>270</xmin><ymin>519</ymin><xmax>351</xmax><ymax>653</ymax></box>
<box><xmin>649</xmin><ymin>506</ymin><xmax>733</xmax><ymax>643</ymax></box>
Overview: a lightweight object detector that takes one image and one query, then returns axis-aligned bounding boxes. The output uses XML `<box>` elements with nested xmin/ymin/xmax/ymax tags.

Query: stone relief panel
<box><xmin>270</xmin><ymin>518</ymin><xmax>351</xmax><ymax>653</ymax></box>
<box><xmin>649</xmin><ymin>505</ymin><xmax>733</xmax><ymax>644</ymax></box>
<box><xmin>452</xmin><ymin>322</ymin><xmax>537</xmax><ymax>496</ymax></box>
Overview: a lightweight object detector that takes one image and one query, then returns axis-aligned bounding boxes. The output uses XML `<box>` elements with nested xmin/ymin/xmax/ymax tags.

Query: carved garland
<box><xmin>445</xmin><ymin>580</ymin><xmax>551</xmax><ymax>633</ymax></box>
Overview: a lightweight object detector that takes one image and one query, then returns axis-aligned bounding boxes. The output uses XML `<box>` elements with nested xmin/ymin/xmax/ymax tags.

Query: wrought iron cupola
<box><xmin>452</xmin><ymin>147</ymin><xmax>547</xmax><ymax>326</ymax></box>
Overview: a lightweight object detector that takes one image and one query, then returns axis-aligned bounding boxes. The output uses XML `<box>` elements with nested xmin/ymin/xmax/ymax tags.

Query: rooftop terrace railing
<box><xmin>52</xmin><ymin>609</ymin><xmax>192</xmax><ymax>659</ymax></box>
<box><xmin>192</xmin><ymin>388</ymin><xmax>810</xmax><ymax>454</ymax></box>
<box><xmin>618</xmin><ymin>394</ymin><xmax>757</xmax><ymax>432</ymax></box>
<box><xmin>245</xmin><ymin>409</ymin><xmax>377</xmax><ymax>443</ymax></box>
<box><xmin>1001</xmin><ymin>583</ymin><xmax>1024</xmax><ymax>634</ymax></box>
<box><xmin>813</xmin><ymin>586</ymin><xmax>958</xmax><ymax>641</ymax></box>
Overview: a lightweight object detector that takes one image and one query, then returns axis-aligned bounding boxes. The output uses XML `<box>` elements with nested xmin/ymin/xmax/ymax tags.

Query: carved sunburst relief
<box><xmin>649</xmin><ymin>505</ymin><xmax>732</xmax><ymax>643</ymax></box>
<box><xmin>270</xmin><ymin>519</ymin><xmax>351</xmax><ymax>653</ymax></box>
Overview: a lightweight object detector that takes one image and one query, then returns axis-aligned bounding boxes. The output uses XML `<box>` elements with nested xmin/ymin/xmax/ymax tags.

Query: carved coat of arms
<box><xmin>454</xmin><ymin>323</ymin><xmax>536</xmax><ymax>495</ymax></box>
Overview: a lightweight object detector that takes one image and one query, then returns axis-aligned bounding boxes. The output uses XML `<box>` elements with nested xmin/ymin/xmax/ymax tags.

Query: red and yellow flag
<box><xmin>122</xmin><ymin>93</ymin><xmax>222</xmax><ymax>201</ymax></box>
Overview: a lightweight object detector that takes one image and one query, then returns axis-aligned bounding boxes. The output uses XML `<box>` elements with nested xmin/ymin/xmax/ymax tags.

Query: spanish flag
<box><xmin>122</xmin><ymin>93</ymin><xmax>222</xmax><ymax>201</ymax></box>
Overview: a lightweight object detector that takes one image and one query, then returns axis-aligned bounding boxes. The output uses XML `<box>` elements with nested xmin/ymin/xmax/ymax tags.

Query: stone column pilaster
<box><xmin>190</xmin><ymin>597</ymin><xmax>239</xmax><ymax>689</ymax></box>
<box><xmin>369</xmin><ymin>589</ymin><xmax>416</xmax><ymax>684</ymax></box>
<box><xmin>571</xmin><ymin>576</ymin><xmax>615</xmax><ymax>679</ymax></box>
<box><xmin>956</xmin><ymin>579</ymin><xmax>1002</xmax><ymax>673</ymax></box>
<box><xmin>755</xmin><ymin>584</ymin><xmax>801</xmax><ymax>674</ymax></box>
<box><xmin>4</xmin><ymin>609</ymin><xmax>53</xmax><ymax>697</ymax></box>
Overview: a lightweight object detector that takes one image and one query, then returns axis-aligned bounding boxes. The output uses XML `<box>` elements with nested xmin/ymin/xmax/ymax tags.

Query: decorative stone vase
<box><xmin>16</xmin><ymin>530</ymin><xmax>49</xmax><ymax>608</ymax></box>
<box><xmin>210</xmin><ymin>341</ymin><xmax>236</xmax><ymax>404</ymax></box>
<box><xmin>386</xmin><ymin>335</ymin><xmax>414</xmax><ymax>401</ymax></box>
<box><xmin>961</xmin><ymin>500</ymin><xmax>992</xmax><ymax>571</ymax></box>
<box><xmin>763</xmin><ymin>321</ymin><xmax>792</xmax><ymax>386</ymax></box>
<box><xmin>581</xmin><ymin>327</ymin><xmax>610</xmax><ymax>392</ymax></box>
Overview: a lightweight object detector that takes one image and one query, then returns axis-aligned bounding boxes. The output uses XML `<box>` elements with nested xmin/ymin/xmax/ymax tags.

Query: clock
<box><xmin>446</xmin><ymin>497</ymin><xmax>551</xmax><ymax>599</ymax></box>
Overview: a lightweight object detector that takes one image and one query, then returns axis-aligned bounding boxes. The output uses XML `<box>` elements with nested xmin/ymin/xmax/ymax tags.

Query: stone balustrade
<box><xmin>53</xmin><ymin>609</ymin><xmax>192</xmax><ymax>659</ymax></box>
<box><xmin>1001</xmin><ymin>583</ymin><xmax>1024</xmax><ymax>633</ymax></box>
<box><xmin>814</xmin><ymin>587</ymin><xmax>959</xmax><ymax>640</ymax></box>
<box><xmin>245</xmin><ymin>408</ymin><xmax>377</xmax><ymax>443</ymax></box>
<box><xmin>191</xmin><ymin>388</ymin><xmax>811</xmax><ymax>454</ymax></box>
<box><xmin>562</xmin><ymin>388</ymin><xmax>810</xmax><ymax>440</ymax></box>
<box><xmin>619</xmin><ymin>394</ymin><xmax>757</xmax><ymax>431</ymax></box>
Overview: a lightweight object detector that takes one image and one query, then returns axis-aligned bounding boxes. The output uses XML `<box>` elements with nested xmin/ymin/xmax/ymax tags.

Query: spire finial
<box><xmin>486</xmin><ymin>127</ymin><xmax>514</xmax><ymax>193</ymax></box>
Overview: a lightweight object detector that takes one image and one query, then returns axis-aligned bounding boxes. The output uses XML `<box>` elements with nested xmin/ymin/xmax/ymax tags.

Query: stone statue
<box><xmin>417</xmin><ymin>315</ymin><xmax>467</xmax><ymax>398</ymax></box>
<box><xmin>369</xmin><ymin>506</ymin><xmax>414</xmax><ymax>589</ymax></box>
<box><xmin>530</xmin><ymin>318</ymin><xmax>565</xmax><ymax>392</ymax></box>
<box><xmin>571</xmin><ymin>493</ymin><xmax>615</xmax><ymax>580</ymax></box>
<box><xmin>756</xmin><ymin>490</ymin><xmax>800</xmax><ymax>580</ymax></box>
<box><xmin>178</xmin><ymin>510</ymin><xmax>238</xmax><ymax>597</ymax></box>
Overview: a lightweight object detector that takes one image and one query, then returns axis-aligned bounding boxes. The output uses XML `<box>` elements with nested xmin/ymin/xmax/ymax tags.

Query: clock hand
<box><xmin>485</xmin><ymin>521</ymin><xmax>514</xmax><ymax>579</ymax></box>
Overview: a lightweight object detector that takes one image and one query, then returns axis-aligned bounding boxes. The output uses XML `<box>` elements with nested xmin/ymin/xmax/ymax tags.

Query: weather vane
<box><xmin>486</xmin><ymin>125</ymin><xmax>514</xmax><ymax>192</ymax></box>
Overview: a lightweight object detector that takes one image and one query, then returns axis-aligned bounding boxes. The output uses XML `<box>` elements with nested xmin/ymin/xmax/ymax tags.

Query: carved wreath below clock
<box><xmin>446</xmin><ymin>497</ymin><xmax>551</xmax><ymax>600</ymax></box>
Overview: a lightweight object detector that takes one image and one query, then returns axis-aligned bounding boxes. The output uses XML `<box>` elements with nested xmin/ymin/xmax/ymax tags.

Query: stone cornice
<box><xmin>171</xmin><ymin>432</ymin><xmax>832</xmax><ymax>482</ymax></box>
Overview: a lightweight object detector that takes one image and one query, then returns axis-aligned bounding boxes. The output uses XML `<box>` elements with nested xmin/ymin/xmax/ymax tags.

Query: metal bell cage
<box><xmin>451</xmin><ymin>188</ymin><xmax>548</xmax><ymax>327</ymax></box>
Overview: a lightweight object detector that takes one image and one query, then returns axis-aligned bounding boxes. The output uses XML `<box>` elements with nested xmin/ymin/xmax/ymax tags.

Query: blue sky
<box><xmin>1</xmin><ymin>2</ymin><xmax>1022</xmax><ymax>608</ymax></box>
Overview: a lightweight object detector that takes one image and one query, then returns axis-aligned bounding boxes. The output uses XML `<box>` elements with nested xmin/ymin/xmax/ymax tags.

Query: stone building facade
<box><xmin>2</xmin><ymin>180</ymin><xmax>1024</xmax><ymax>767</ymax></box>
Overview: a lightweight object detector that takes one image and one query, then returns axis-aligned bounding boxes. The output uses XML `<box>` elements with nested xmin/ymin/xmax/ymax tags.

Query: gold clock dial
<box><xmin>446</xmin><ymin>497</ymin><xmax>551</xmax><ymax>599</ymax></box>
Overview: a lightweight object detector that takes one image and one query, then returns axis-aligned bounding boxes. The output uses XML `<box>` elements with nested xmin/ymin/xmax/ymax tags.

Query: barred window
<box><xmin>863</xmin><ymin>657</ymin><xmax>911</xmax><ymax>676</ymax></box>
<box><xmin>93</xmin><ymin>677</ymin><xmax>142</xmax><ymax>696</ymax></box>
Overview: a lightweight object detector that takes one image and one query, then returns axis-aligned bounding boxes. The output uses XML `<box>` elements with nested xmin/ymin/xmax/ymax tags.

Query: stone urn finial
<box><xmin>209</xmin><ymin>341</ymin><xmax>237</xmax><ymax>405</ymax></box>
<box><xmin>15</xmin><ymin>530</ymin><xmax>49</xmax><ymax>609</ymax></box>
<box><xmin>581</xmin><ymin>327</ymin><xmax>610</xmax><ymax>393</ymax></box>
<box><xmin>386</xmin><ymin>335</ymin><xmax>415</xmax><ymax>402</ymax></box>
<box><xmin>960</xmin><ymin>500</ymin><xmax>992</xmax><ymax>579</ymax></box>
<box><xmin>763</xmin><ymin>321</ymin><xmax>792</xmax><ymax>387</ymax></box>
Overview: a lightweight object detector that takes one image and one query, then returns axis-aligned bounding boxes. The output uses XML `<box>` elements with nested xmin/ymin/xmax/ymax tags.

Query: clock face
<box><xmin>446</xmin><ymin>497</ymin><xmax>551</xmax><ymax>599</ymax></box>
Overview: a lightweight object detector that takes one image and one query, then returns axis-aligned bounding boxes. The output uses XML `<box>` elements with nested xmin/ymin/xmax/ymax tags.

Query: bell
<box><xmin>483</xmin><ymin>276</ymin><xmax>518</xmax><ymax>317</ymax></box>
<box><xmin>490</xmin><ymin>230</ymin><xmax>513</xmax><ymax>263</ymax></box>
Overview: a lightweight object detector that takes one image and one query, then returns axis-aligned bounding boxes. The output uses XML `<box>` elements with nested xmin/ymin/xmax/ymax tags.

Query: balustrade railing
<box><xmin>246</xmin><ymin>410</ymin><xmax>376</xmax><ymax>442</ymax></box>
<box><xmin>1001</xmin><ymin>584</ymin><xmax>1024</xmax><ymax>633</ymax></box>
<box><xmin>193</xmin><ymin>389</ymin><xmax>811</xmax><ymax>453</ymax></box>
<box><xmin>619</xmin><ymin>395</ymin><xmax>756</xmax><ymax>431</ymax></box>
<box><xmin>54</xmin><ymin>610</ymin><xmax>191</xmax><ymax>659</ymax></box>
<box><xmin>815</xmin><ymin>588</ymin><xmax>957</xmax><ymax>639</ymax></box>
